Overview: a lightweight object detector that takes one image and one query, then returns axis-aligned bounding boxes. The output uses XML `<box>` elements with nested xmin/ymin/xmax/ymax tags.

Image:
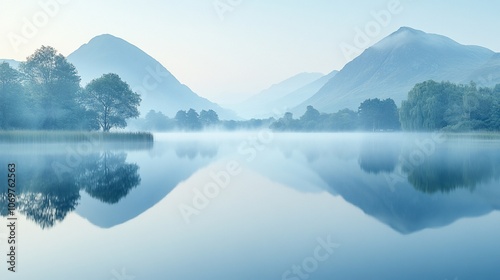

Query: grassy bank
<box><xmin>0</xmin><ymin>130</ymin><xmax>154</xmax><ymax>143</ymax></box>
<box><xmin>441</xmin><ymin>132</ymin><xmax>500</xmax><ymax>140</ymax></box>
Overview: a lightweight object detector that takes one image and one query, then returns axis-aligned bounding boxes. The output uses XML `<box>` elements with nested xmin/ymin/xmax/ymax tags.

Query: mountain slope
<box><xmin>468</xmin><ymin>53</ymin><xmax>500</xmax><ymax>86</ymax></box>
<box><xmin>274</xmin><ymin>70</ymin><xmax>338</xmax><ymax>113</ymax></box>
<box><xmin>235</xmin><ymin>72</ymin><xmax>329</xmax><ymax>118</ymax></box>
<box><xmin>296</xmin><ymin>27</ymin><xmax>498</xmax><ymax>113</ymax></box>
<box><xmin>67</xmin><ymin>34</ymin><xmax>236</xmax><ymax>119</ymax></box>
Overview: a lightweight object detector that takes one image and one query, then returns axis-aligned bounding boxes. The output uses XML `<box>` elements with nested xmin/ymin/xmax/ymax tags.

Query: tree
<box><xmin>0</xmin><ymin>62</ymin><xmax>27</xmax><ymax>128</ymax></box>
<box><xmin>199</xmin><ymin>109</ymin><xmax>219</xmax><ymax>127</ymax></box>
<box><xmin>0</xmin><ymin>154</ymin><xmax>81</xmax><ymax>229</ymax></box>
<box><xmin>327</xmin><ymin>109</ymin><xmax>358</xmax><ymax>131</ymax></box>
<box><xmin>400</xmin><ymin>80</ymin><xmax>500</xmax><ymax>131</ymax></box>
<box><xmin>186</xmin><ymin>108</ymin><xmax>202</xmax><ymax>130</ymax></box>
<box><xmin>175</xmin><ymin>110</ymin><xmax>188</xmax><ymax>129</ymax></box>
<box><xmin>490</xmin><ymin>85</ymin><xmax>500</xmax><ymax>130</ymax></box>
<box><xmin>83</xmin><ymin>73</ymin><xmax>141</xmax><ymax>132</ymax></box>
<box><xmin>78</xmin><ymin>152</ymin><xmax>140</xmax><ymax>204</ymax></box>
<box><xmin>20</xmin><ymin>46</ymin><xmax>82</xmax><ymax>130</ymax></box>
<box><xmin>144</xmin><ymin>110</ymin><xmax>172</xmax><ymax>131</ymax></box>
<box><xmin>358</xmin><ymin>98</ymin><xmax>400</xmax><ymax>131</ymax></box>
<box><xmin>380</xmin><ymin>98</ymin><xmax>401</xmax><ymax>130</ymax></box>
<box><xmin>300</xmin><ymin>105</ymin><xmax>320</xmax><ymax>122</ymax></box>
<box><xmin>300</xmin><ymin>105</ymin><xmax>321</xmax><ymax>131</ymax></box>
<box><xmin>270</xmin><ymin>112</ymin><xmax>300</xmax><ymax>131</ymax></box>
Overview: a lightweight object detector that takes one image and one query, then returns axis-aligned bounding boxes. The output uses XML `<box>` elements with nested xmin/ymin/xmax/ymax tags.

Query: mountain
<box><xmin>234</xmin><ymin>72</ymin><xmax>333</xmax><ymax>118</ymax></box>
<box><xmin>274</xmin><ymin>70</ymin><xmax>338</xmax><ymax>113</ymax></box>
<box><xmin>75</xmin><ymin>143</ymin><xmax>215</xmax><ymax>228</ymax></box>
<box><xmin>296</xmin><ymin>27</ymin><xmax>499</xmax><ymax>114</ymax></box>
<box><xmin>468</xmin><ymin>53</ymin><xmax>500</xmax><ymax>86</ymax></box>
<box><xmin>67</xmin><ymin>34</ymin><xmax>237</xmax><ymax>119</ymax></box>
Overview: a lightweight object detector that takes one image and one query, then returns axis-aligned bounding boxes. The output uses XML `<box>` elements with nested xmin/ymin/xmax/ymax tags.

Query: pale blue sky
<box><xmin>1</xmin><ymin>0</ymin><xmax>499</xmax><ymax>104</ymax></box>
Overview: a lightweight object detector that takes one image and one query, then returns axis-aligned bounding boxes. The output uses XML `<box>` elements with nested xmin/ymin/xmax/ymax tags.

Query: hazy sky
<box><xmin>1</xmin><ymin>0</ymin><xmax>500</xmax><ymax>104</ymax></box>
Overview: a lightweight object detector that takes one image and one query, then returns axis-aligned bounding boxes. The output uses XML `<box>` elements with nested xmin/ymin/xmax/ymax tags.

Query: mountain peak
<box><xmin>372</xmin><ymin>26</ymin><xmax>463</xmax><ymax>52</ymax></box>
<box><xmin>89</xmin><ymin>33</ymin><xmax>124</xmax><ymax>42</ymax></box>
<box><xmin>68</xmin><ymin>34</ymin><xmax>237</xmax><ymax>119</ymax></box>
<box><xmin>297</xmin><ymin>27</ymin><xmax>497</xmax><ymax>114</ymax></box>
<box><xmin>394</xmin><ymin>26</ymin><xmax>424</xmax><ymax>35</ymax></box>
<box><xmin>373</xmin><ymin>27</ymin><xmax>429</xmax><ymax>49</ymax></box>
<box><xmin>83</xmin><ymin>34</ymin><xmax>133</xmax><ymax>49</ymax></box>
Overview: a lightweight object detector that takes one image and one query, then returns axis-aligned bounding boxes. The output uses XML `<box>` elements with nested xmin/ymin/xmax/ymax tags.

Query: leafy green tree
<box><xmin>328</xmin><ymin>109</ymin><xmax>358</xmax><ymax>131</ymax></box>
<box><xmin>401</xmin><ymin>80</ymin><xmax>500</xmax><ymax>131</ymax></box>
<box><xmin>0</xmin><ymin>62</ymin><xmax>20</xmax><ymax>86</ymax></box>
<box><xmin>300</xmin><ymin>105</ymin><xmax>320</xmax><ymax>122</ymax></box>
<box><xmin>0</xmin><ymin>62</ymin><xmax>29</xmax><ymax>128</ymax></box>
<box><xmin>359</xmin><ymin>98</ymin><xmax>378</xmax><ymax>130</ymax></box>
<box><xmin>300</xmin><ymin>105</ymin><xmax>321</xmax><ymax>131</ymax></box>
<box><xmin>199</xmin><ymin>109</ymin><xmax>220</xmax><ymax>127</ymax></box>
<box><xmin>20</xmin><ymin>46</ymin><xmax>82</xmax><ymax>130</ymax></box>
<box><xmin>175</xmin><ymin>110</ymin><xmax>187</xmax><ymax>129</ymax></box>
<box><xmin>400</xmin><ymin>81</ymin><xmax>455</xmax><ymax>131</ymax></box>
<box><xmin>359</xmin><ymin>98</ymin><xmax>400</xmax><ymax>131</ymax></box>
<box><xmin>186</xmin><ymin>108</ymin><xmax>202</xmax><ymax>130</ymax></box>
<box><xmin>145</xmin><ymin>110</ymin><xmax>172</xmax><ymax>131</ymax></box>
<box><xmin>82</xmin><ymin>73</ymin><xmax>141</xmax><ymax>131</ymax></box>
<box><xmin>270</xmin><ymin>112</ymin><xmax>300</xmax><ymax>131</ymax></box>
<box><xmin>487</xmin><ymin>85</ymin><xmax>500</xmax><ymax>130</ymax></box>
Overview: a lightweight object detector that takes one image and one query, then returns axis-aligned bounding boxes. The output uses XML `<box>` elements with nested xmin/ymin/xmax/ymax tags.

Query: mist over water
<box><xmin>1</xmin><ymin>132</ymin><xmax>500</xmax><ymax>279</ymax></box>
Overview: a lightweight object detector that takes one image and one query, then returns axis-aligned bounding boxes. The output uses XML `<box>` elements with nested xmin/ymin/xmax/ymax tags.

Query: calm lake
<box><xmin>1</xmin><ymin>132</ymin><xmax>500</xmax><ymax>280</ymax></box>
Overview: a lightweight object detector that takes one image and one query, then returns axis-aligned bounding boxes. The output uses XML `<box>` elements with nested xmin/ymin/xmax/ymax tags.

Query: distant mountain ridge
<box><xmin>4</xmin><ymin>27</ymin><xmax>500</xmax><ymax>120</ymax></box>
<box><xmin>67</xmin><ymin>34</ymin><xmax>237</xmax><ymax>119</ymax></box>
<box><xmin>295</xmin><ymin>27</ymin><xmax>500</xmax><ymax>114</ymax></box>
<box><xmin>235</xmin><ymin>71</ymin><xmax>337</xmax><ymax>118</ymax></box>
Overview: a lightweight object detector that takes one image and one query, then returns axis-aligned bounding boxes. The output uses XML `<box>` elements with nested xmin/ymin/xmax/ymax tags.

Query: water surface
<box><xmin>1</xmin><ymin>133</ymin><xmax>499</xmax><ymax>279</ymax></box>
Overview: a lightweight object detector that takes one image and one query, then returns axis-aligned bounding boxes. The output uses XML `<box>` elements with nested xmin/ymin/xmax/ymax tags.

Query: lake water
<box><xmin>1</xmin><ymin>132</ymin><xmax>500</xmax><ymax>280</ymax></box>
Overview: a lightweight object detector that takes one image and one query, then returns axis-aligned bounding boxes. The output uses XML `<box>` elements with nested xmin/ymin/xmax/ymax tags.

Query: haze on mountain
<box><xmin>235</xmin><ymin>71</ymin><xmax>338</xmax><ymax>119</ymax></box>
<box><xmin>67</xmin><ymin>34</ymin><xmax>237</xmax><ymax>119</ymax></box>
<box><xmin>295</xmin><ymin>27</ymin><xmax>500</xmax><ymax>114</ymax></box>
<box><xmin>469</xmin><ymin>53</ymin><xmax>500</xmax><ymax>86</ymax></box>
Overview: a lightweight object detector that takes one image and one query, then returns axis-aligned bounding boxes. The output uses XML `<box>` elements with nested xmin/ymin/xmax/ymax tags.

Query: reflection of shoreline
<box><xmin>264</xmin><ymin>134</ymin><xmax>500</xmax><ymax>234</ymax></box>
<box><xmin>175</xmin><ymin>141</ymin><xmax>218</xmax><ymax>159</ymax></box>
<box><xmin>1</xmin><ymin>134</ymin><xmax>500</xmax><ymax>234</ymax></box>
<box><xmin>0</xmin><ymin>131</ymin><xmax>153</xmax><ymax>143</ymax></box>
<box><xmin>0</xmin><ymin>141</ymin><xmax>153</xmax><ymax>154</ymax></box>
<box><xmin>358</xmin><ymin>136</ymin><xmax>400</xmax><ymax>174</ymax></box>
<box><xmin>0</xmin><ymin>151</ymin><xmax>140</xmax><ymax>229</ymax></box>
<box><xmin>355</xmin><ymin>135</ymin><xmax>500</xmax><ymax>194</ymax></box>
<box><xmin>399</xmin><ymin>142</ymin><xmax>500</xmax><ymax>194</ymax></box>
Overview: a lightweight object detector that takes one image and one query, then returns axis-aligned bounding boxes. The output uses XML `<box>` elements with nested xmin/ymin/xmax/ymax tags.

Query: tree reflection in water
<box><xmin>403</xmin><ymin>145</ymin><xmax>500</xmax><ymax>193</ymax></box>
<box><xmin>77</xmin><ymin>153</ymin><xmax>140</xmax><ymax>204</ymax></box>
<box><xmin>0</xmin><ymin>152</ymin><xmax>140</xmax><ymax>229</ymax></box>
